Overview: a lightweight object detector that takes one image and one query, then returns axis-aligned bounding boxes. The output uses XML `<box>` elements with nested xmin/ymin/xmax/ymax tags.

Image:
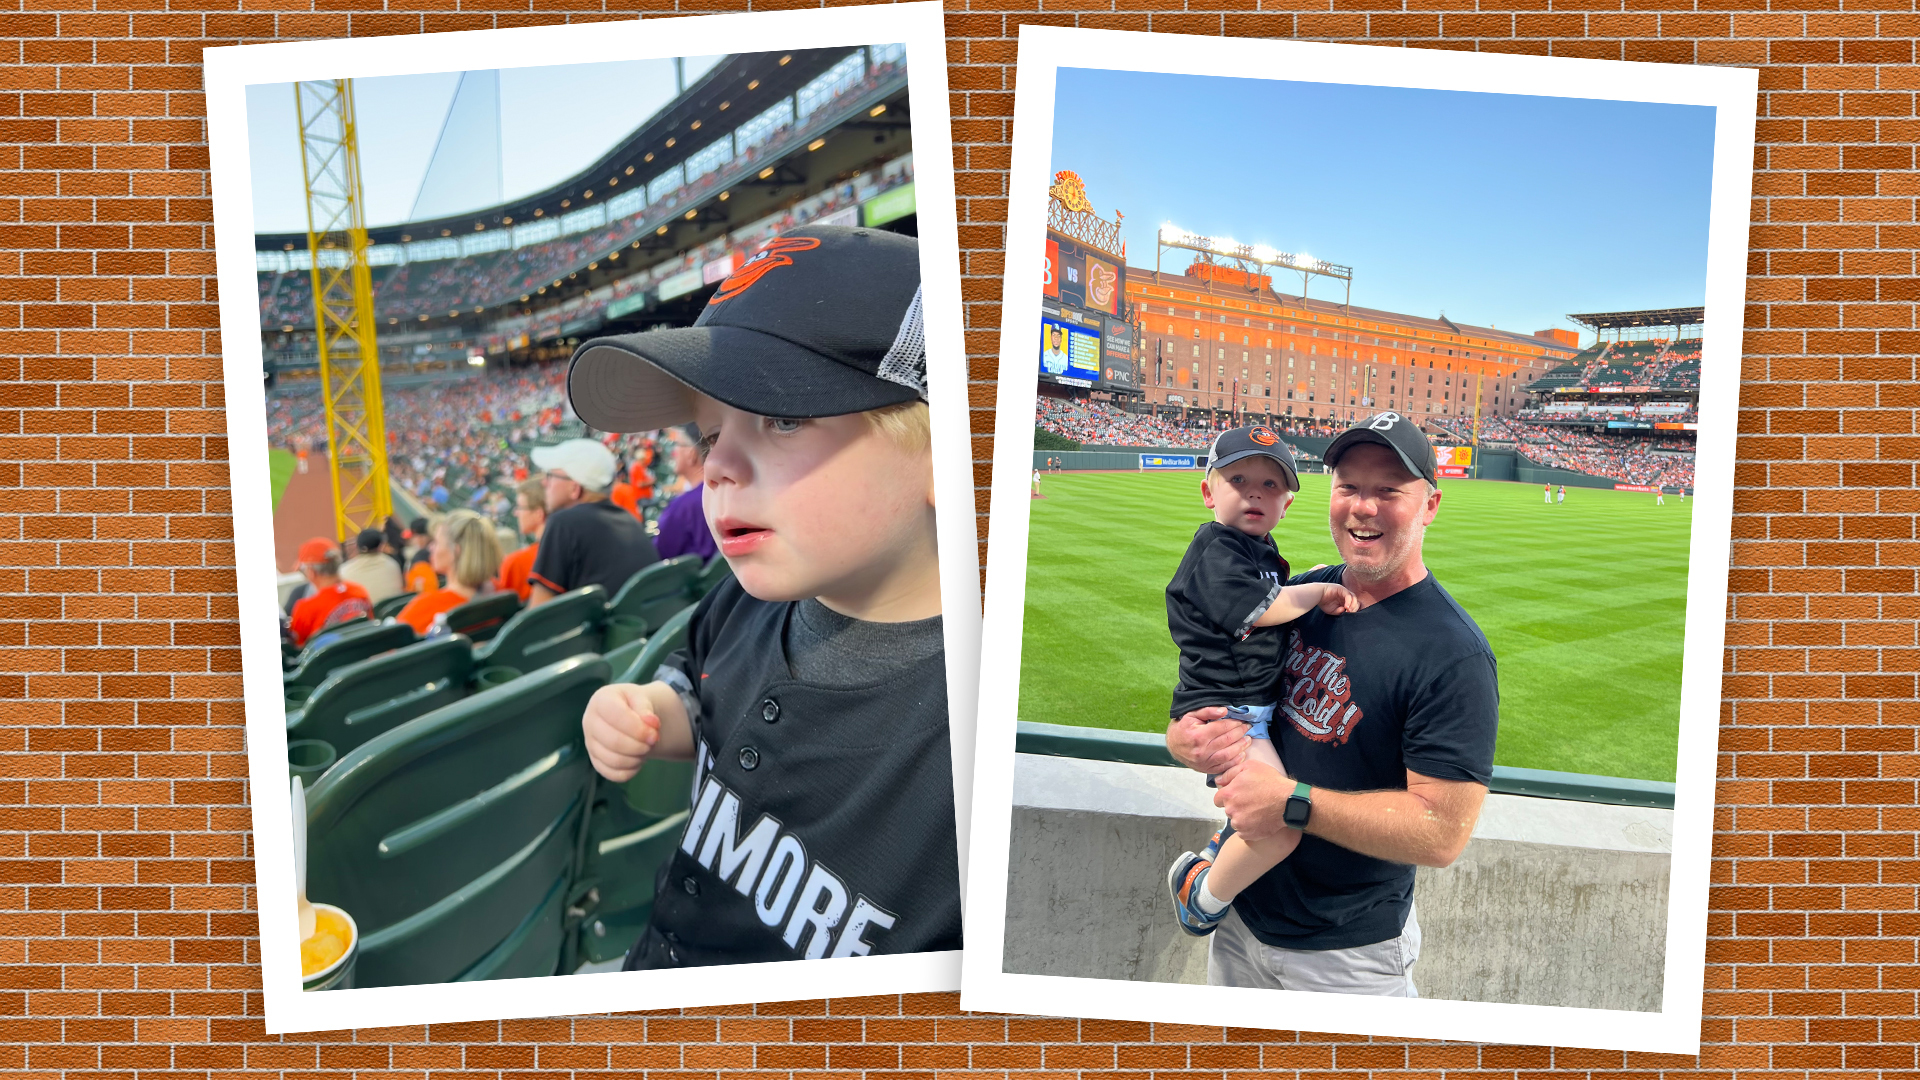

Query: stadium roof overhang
<box><xmin>1565</xmin><ymin>307</ymin><xmax>1706</xmax><ymax>331</ymax></box>
<box><xmin>254</xmin><ymin>46</ymin><xmax>883</xmax><ymax>251</ymax></box>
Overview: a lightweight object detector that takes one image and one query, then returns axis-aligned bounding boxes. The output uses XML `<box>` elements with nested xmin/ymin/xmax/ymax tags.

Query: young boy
<box><xmin>569</xmin><ymin>226</ymin><xmax>961</xmax><ymax>968</ymax></box>
<box><xmin>1165</xmin><ymin>425</ymin><xmax>1357</xmax><ymax>936</ymax></box>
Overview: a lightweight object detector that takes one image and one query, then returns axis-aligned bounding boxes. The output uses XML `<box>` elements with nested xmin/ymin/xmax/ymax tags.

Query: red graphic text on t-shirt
<box><xmin>1280</xmin><ymin>629</ymin><xmax>1366</xmax><ymax>744</ymax></box>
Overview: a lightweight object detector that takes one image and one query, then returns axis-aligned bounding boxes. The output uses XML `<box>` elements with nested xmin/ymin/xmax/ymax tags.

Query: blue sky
<box><xmin>1051</xmin><ymin>69</ymin><xmax>1718</xmax><ymax>343</ymax></box>
<box><xmin>247</xmin><ymin>56</ymin><xmax>722</xmax><ymax>232</ymax></box>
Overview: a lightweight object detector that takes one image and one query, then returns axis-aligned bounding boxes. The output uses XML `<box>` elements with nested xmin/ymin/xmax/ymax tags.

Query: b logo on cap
<box><xmin>1367</xmin><ymin>411</ymin><xmax>1402</xmax><ymax>431</ymax></box>
<box><xmin>1250</xmin><ymin>426</ymin><xmax>1278</xmax><ymax>446</ymax></box>
<box><xmin>709</xmin><ymin>236</ymin><xmax>821</xmax><ymax>305</ymax></box>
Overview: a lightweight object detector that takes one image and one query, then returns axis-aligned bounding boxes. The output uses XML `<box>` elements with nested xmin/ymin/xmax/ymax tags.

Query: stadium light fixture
<box><xmin>808</xmin><ymin>138</ymin><xmax>826</xmax><ymax>151</ymax></box>
<box><xmin>759</xmin><ymin>167</ymin><xmax>775</xmax><ymax>179</ymax></box>
<box><xmin>560</xmin><ymin>199</ymin><xmax>571</xmax><ymax>208</ymax></box>
<box><xmin>418</xmin><ymin>314</ymin><xmax>428</xmax><ymax>321</ymax></box>
<box><xmin>588</xmin><ymin>262</ymin><xmax>599</xmax><ymax>270</ymax></box>
<box><xmin>644</xmin><ymin>152</ymin><xmax>654</xmax><ymax>163</ymax></box>
<box><xmin>532</xmin><ymin>209</ymin><xmax>542</xmax><ymax>217</ymax></box>
<box><xmin>608</xmin><ymin>178</ymin><xmax>617</xmax><ymax>187</ymax></box>
<box><xmin>440</xmin><ymin>228</ymin><xmax>451</xmax><ymax>237</ymax></box>
<box><xmin>684</xmin><ymin>209</ymin><xmax>698</xmax><ymax>220</ymax></box>
<box><xmin>665</xmin><ymin>138</ymin><xmax>676</xmax><ymax>148</ymax></box>
<box><xmin>748</xmin><ymin>79</ymin><xmax>760</xmax><ymax>90</ymax></box>
<box><xmin>870</xmin><ymin>103</ymin><xmax>887</xmax><ymax>117</ymax></box>
<box><xmin>691</xmin><ymin>120</ymin><xmax>702</xmax><ymax>131</ymax></box>
<box><xmin>779</xmin><ymin>55</ymin><xmax>790</xmax><ymax>65</ymax></box>
<box><xmin>720</xmin><ymin>101</ymin><xmax>731</xmax><ymax>111</ymax></box>
<box><xmin>501</xmin><ymin>216</ymin><xmax>512</xmax><ymax>225</ymax></box>
<box><xmin>719</xmin><ymin>191</ymin><xmax>730</xmax><ymax>201</ymax></box>
<box><xmin>625</xmin><ymin>166</ymin><xmax>635</xmax><ymax>175</ymax></box>
<box><xmin>656</xmin><ymin>225</ymin><xmax>668</xmax><ymax>235</ymax></box>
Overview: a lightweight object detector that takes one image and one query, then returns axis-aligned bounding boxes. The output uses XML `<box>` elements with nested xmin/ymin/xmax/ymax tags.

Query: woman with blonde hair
<box><xmin>394</xmin><ymin>509</ymin><xmax>504</xmax><ymax>637</ymax></box>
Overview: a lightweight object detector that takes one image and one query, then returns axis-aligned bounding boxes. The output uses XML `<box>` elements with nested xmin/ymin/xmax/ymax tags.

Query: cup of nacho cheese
<box><xmin>300</xmin><ymin>902</ymin><xmax>357</xmax><ymax>991</ymax></box>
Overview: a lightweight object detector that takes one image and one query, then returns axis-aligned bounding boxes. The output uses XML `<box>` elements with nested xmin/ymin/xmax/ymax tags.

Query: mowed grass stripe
<box><xmin>1018</xmin><ymin>471</ymin><xmax>1690</xmax><ymax>781</ymax></box>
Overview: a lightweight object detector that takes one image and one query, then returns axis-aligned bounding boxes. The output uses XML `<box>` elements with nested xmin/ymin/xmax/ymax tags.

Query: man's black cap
<box><xmin>1206</xmin><ymin>425</ymin><xmax>1300</xmax><ymax>492</ymax></box>
<box><xmin>1324</xmin><ymin>411</ymin><xmax>1440</xmax><ymax>486</ymax></box>
<box><xmin>354</xmin><ymin>528</ymin><xmax>384</xmax><ymax>553</ymax></box>
<box><xmin>565</xmin><ymin>226</ymin><xmax>925</xmax><ymax>433</ymax></box>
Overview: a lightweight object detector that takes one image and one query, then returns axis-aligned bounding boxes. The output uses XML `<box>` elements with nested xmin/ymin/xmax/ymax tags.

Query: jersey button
<box><xmin>738</xmin><ymin>746</ymin><xmax>760</xmax><ymax>770</ymax></box>
<box><xmin>761</xmin><ymin>697</ymin><xmax>781</xmax><ymax>723</ymax></box>
<box><xmin>682</xmin><ymin>876</ymin><xmax>699</xmax><ymax>896</ymax></box>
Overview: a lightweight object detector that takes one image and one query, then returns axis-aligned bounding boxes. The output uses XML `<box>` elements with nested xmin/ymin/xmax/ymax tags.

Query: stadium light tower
<box><xmin>296</xmin><ymin>79</ymin><xmax>393</xmax><ymax>542</ymax></box>
<box><xmin>1156</xmin><ymin>225</ymin><xmax>1353</xmax><ymax>308</ymax></box>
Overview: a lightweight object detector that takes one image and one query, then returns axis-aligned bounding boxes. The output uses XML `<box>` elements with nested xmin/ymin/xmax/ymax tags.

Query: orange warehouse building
<box><xmin>1126</xmin><ymin>262</ymin><xmax>1583</xmax><ymax>430</ymax></box>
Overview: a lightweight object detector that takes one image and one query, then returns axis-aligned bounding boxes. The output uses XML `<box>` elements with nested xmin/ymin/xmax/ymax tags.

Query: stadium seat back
<box><xmin>692</xmin><ymin>555</ymin><xmax>733</xmax><ymax>598</ymax></box>
<box><xmin>600</xmin><ymin>636</ymin><xmax>649</xmax><ymax>683</ymax></box>
<box><xmin>444</xmin><ymin>591</ymin><xmax>521</xmax><ymax>643</ymax></box>
<box><xmin>573</xmin><ymin>757</ymin><xmax>695</xmax><ymax>965</ymax></box>
<box><xmin>613</xmin><ymin>603</ymin><xmax>695</xmax><ymax>688</ymax></box>
<box><xmin>285</xmin><ymin>622</ymin><xmax>419</xmax><ymax>691</ymax></box>
<box><xmin>304</xmin><ymin>654</ymin><xmax>610</xmax><ymax>987</ymax></box>
<box><xmin>607</xmin><ymin>555</ymin><xmax>704</xmax><ymax>629</ymax></box>
<box><xmin>472</xmin><ymin>585</ymin><xmax>608</xmax><ymax>676</ymax></box>
<box><xmin>371</xmin><ymin>592</ymin><xmax>417</xmax><ymax>620</ymax></box>
<box><xmin>287</xmin><ymin>635</ymin><xmax>476</xmax><ymax>757</ymax></box>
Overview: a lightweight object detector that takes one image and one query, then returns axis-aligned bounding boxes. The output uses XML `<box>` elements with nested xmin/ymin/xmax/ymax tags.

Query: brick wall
<box><xmin>2</xmin><ymin>0</ymin><xmax>1907</xmax><ymax>1073</ymax></box>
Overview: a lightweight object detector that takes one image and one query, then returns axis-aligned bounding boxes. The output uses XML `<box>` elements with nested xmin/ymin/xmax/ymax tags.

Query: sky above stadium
<box><xmin>1051</xmin><ymin>70</ymin><xmax>1718</xmax><ymax>344</ymax></box>
<box><xmin>246</xmin><ymin>55</ymin><xmax>723</xmax><ymax>233</ymax></box>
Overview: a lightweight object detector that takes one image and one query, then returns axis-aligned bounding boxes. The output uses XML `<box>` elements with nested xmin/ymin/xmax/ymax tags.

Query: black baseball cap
<box><xmin>1324</xmin><ymin>412</ymin><xmax>1440</xmax><ymax>486</ymax></box>
<box><xmin>1206</xmin><ymin>425</ymin><xmax>1299</xmax><ymax>492</ymax></box>
<box><xmin>565</xmin><ymin>226</ymin><xmax>925</xmax><ymax>433</ymax></box>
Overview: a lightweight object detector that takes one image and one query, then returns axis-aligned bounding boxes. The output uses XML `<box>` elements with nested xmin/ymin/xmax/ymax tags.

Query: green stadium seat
<box><xmin>287</xmin><ymin>634</ymin><xmax>476</xmax><ymax>757</ymax></box>
<box><xmin>600</xmin><ymin>636</ymin><xmax>649</xmax><ymax>683</ymax></box>
<box><xmin>372</xmin><ymin>592</ymin><xmax>416</xmax><ymax>620</ymax></box>
<box><xmin>573</xmin><ymin>756</ymin><xmax>694</xmax><ymax>965</ymax></box>
<box><xmin>692</xmin><ymin>555</ymin><xmax>733</xmax><ymax>598</ymax></box>
<box><xmin>443</xmin><ymin>591</ymin><xmax>520</xmax><ymax>643</ymax></box>
<box><xmin>607</xmin><ymin>555</ymin><xmax>704</xmax><ymax>631</ymax></box>
<box><xmin>613</xmin><ymin>602</ymin><xmax>694</xmax><ymax>687</ymax></box>
<box><xmin>303</xmin><ymin>653</ymin><xmax>609</xmax><ymax>987</ymax></box>
<box><xmin>285</xmin><ymin>622</ymin><xmax>418</xmax><ymax>692</ymax></box>
<box><xmin>471</xmin><ymin>585</ymin><xmax>608</xmax><ymax>681</ymax></box>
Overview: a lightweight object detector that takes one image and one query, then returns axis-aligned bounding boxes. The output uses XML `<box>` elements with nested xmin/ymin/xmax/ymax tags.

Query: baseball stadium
<box><xmin>255</xmin><ymin>45</ymin><xmax>916</xmax><ymax>988</ymax></box>
<box><xmin>1007</xmin><ymin>169</ymin><xmax>1697</xmax><ymax>1006</ymax></box>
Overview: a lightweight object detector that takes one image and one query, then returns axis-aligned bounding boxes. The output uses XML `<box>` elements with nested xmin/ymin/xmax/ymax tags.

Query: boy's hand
<box><xmin>1214</xmin><ymin>757</ymin><xmax>1293</xmax><ymax>842</ymax></box>
<box><xmin>1318</xmin><ymin>583</ymin><xmax>1359</xmax><ymax>615</ymax></box>
<box><xmin>582</xmin><ymin>683</ymin><xmax>661</xmax><ymax>782</ymax></box>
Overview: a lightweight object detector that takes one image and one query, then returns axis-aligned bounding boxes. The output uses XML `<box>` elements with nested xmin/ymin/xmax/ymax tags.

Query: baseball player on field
<box><xmin>568</xmin><ymin>226</ymin><xmax>961</xmax><ymax>968</ymax></box>
<box><xmin>1164</xmin><ymin>424</ymin><xmax>1359</xmax><ymax>936</ymax></box>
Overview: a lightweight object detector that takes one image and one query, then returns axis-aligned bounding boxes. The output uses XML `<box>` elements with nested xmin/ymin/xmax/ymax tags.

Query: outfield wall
<box><xmin>1030</xmin><ymin>444</ymin><xmax>1680</xmax><ymax>492</ymax></box>
<box><xmin>1002</xmin><ymin>753</ymin><xmax>1671</xmax><ymax>1010</ymax></box>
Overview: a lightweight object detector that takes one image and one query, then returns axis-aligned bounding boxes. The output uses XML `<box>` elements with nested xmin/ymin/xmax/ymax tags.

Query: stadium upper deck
<box><xmin>258</xmin><ymin>44</ymin><xmax>911</xmax><ymax>369</ymax></box>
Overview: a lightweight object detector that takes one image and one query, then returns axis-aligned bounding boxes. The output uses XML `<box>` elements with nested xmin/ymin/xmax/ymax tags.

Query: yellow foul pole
<box><xmin>295</xmin><ymin>79</ymin><xmax>392</xmax><ymax>542</ymax></box>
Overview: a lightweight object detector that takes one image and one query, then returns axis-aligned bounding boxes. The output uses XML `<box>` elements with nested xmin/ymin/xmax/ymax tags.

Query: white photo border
<box><xmin>205</xmin><ymin>2</ymin><xmax>978</xmax><ymax>1034</ymax></box>
<box><xmin>959</xmin><ymin>25</ymin><xmax>1755</xmax><ymax>1055</ymax></box>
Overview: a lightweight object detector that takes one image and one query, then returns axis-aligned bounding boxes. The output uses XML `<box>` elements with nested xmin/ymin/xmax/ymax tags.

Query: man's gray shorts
<box><xmin>1207</xmin><ymin>905</ymin><xmax>1422</xmax><ymax>996</ymax></box>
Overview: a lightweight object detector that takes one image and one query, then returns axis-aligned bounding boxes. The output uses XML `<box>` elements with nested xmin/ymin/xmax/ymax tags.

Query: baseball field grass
<box><xmin>269</xmin><ymin>448</ymin><xmax>297</xmax><ymax>512</ymax></box>
<box><xmin>1017</xmin><ymin>470</ymin><xmax>1693</xmax><ymax>782</ymax></box>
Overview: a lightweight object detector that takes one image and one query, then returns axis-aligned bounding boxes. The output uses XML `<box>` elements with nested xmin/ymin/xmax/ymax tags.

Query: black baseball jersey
<box><xmin>1166</xmin><ymin>522</ymin><xmax>1293</xmax><ymax>717</ymax></box>
<box><xmin>623</xmin><ymin>578</ymin><xmax>962</xmax><ymax>968</ymax></box>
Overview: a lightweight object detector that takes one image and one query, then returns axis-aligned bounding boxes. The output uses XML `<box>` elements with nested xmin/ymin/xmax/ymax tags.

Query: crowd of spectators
<box><xmin>257</xmin><ymin>57</ymin><xmax>910</xmax><ymax>332</ymax></box>
<box><xmin>1479</xmin><ymin>416</ymin><xmax>1696</xmax><ymax>489</ymax></box>
<box><xmin>1516</xmin><ymin>404</ymin><xmax>1700</xmax><ymax>424</ymax></box>
<box><xmin>1033</xmin><ymin>397</ymin><xmax>1356</xmax><ymax>448</ymax></box>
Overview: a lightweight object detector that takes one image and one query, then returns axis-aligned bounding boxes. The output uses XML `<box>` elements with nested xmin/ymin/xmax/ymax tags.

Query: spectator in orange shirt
<box><xmin>287</xmin><ymin>537</ymin><xmax>374</xmax><ymax>647</ymax></box>
<box><xmin>395</xmin><ymin>510</ymin><xmax>505</xmax><ymax>637</ymax></box>
<box><xmin>495</xmin><ymin>478</ymin><xmax>547</xmax><ymax>602</ymax></box>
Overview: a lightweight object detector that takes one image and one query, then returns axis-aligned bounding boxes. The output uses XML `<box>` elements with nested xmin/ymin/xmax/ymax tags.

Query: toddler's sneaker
<box><xmin>1167</xmin><ymin>851</ymin><xmax>1227</xmax><ymax>937</ymax></box>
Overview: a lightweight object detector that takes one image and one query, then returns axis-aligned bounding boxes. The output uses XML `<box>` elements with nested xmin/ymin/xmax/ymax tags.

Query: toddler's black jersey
<box><xmin>1166</xmin><ymin>522</ymin><xmax>1292</xmax><ymax>717</ymax></box>
<box><xmin>625</xmin><ymin>578</ymin><xmax>963</xmax><ymax>968</ymax></box>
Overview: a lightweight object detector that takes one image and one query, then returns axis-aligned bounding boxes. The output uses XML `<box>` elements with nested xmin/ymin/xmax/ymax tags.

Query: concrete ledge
<box><xmin>1004</xmin><ymin>754</ymin><xmax>1670</xmax><ymax>1011</ymax></box>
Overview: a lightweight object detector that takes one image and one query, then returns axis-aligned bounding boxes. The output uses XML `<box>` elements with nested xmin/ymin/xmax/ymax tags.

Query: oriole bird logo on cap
<box><xmin>1250</xmin><ymin>426</ymin><xmax>1278</xmax><ymax>446</ymax></box>
<box><xmin>709</xmin><ymin>236</ymin><xmax>822</xmax><ymax>305</ymax></box>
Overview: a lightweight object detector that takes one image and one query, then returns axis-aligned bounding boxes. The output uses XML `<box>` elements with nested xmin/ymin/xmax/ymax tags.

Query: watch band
<box><xmin>1284</xmin><ymin>780</ymin><xmax>1313</xmax><ymax>828</ymax></box>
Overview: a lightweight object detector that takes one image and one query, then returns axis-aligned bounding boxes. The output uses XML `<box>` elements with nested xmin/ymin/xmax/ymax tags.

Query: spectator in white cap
<box><xmin>525</xmin><ymin>437</ymin><xmax>660</xmax><ymax>608</ymax></box>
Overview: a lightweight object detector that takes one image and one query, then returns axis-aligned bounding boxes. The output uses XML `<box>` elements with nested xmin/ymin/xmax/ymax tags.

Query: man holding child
<box><xmin>1167</xmin><ymin>412</ymin><xmax>1500</xmax><ymax>996</ymax></box>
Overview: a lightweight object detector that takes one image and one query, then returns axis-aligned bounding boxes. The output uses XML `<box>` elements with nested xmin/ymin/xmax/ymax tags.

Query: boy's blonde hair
<box><xmin>864</xmin><ymin>400</ymin><xmax>930</xmax><ymax>454</ymax></box>
<box><xmin>436</xmin><ymin>509</ymin><xmax>503</xmax><ymax>590</ymax></box>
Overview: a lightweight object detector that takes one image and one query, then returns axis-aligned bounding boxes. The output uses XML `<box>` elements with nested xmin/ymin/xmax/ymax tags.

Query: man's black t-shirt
<box><xmin>1234</xmin><ymin>564</ymin><xmax>1499</xmax><ymax>951</ymax></box>
<box><xmin>528</xmin><ymin>499</ymin><xmax>659</xmax><ymax>597</ymax></box>
<box><xmin>1166</xmin><ymin>522</ymin><xmax>1292</xmax><ymax>717</ymax></box>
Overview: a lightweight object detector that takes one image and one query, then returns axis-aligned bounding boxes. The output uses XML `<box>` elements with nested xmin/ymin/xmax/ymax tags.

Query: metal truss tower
<box><xmin>296</xmin><ymin>79</ymin><xmax>392</xmax><ymax>542</ymax></box>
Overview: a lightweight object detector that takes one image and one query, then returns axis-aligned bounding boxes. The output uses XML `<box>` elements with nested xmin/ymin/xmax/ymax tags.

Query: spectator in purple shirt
<box><xmin>654</xmin><ymin>424</ymin><xmax>718</xmax><ymax>561</ymax></box>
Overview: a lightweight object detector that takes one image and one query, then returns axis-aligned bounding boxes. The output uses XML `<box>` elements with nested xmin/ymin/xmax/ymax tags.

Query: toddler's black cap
<box><xmin>1206</xmin><ymin>425</ymin><xmax>1300</xmax><ymax>492</ymax></box>
<box><xmin>1324</xmin><ymin>411</ymin><xmax>1440</xmax><ymax>486</ymax></box>
<box><xmin>565</xmin><ymin>226</ymin><xmax>925</xmax><ymax>433</ymax></box>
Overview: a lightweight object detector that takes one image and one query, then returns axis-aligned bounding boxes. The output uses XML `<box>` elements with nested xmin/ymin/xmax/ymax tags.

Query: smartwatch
<box><xmin>1282</xmin><ymin>781</ymin><xmax>1313</xmax><ymax>829</ymax></box>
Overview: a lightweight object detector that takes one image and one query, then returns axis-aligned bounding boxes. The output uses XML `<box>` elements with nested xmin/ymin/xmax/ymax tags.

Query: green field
<box><xmin>1018</xmin><ymin>471</ymin><xmax>1692</xmax><ymax>781</ymax></box>
<box><xmin>269</xmin><ymin>447</ymin><xmax>297</xmax><ymax>512</ymax></box>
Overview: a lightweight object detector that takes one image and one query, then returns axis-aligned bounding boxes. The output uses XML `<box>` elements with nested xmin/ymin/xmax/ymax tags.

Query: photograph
<box><xmin>963</xmin><ymin>27</ymin><xmax>1756</xmax><ymax>1052</ymax></box>
<box><xmin>205</xmin><ymin>2</ymin><xmax>977</xmax><ymax>1033</ymax></box>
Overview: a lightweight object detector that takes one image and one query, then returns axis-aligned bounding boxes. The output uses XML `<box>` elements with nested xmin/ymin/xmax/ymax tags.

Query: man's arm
<box><xmin>1213</xmin><ymin>762</ymin><xmax>1487</xmax><ymax>868</ymax></box>
<box><xmin>1166</xmin><ymin>706</ymin><xmax>1248</xmax><ymax>774</ymax></box>
<box><xmin>527</xmin><ymin>582</ymin><xmax>556</xmax><ymax>608</ymax></box>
